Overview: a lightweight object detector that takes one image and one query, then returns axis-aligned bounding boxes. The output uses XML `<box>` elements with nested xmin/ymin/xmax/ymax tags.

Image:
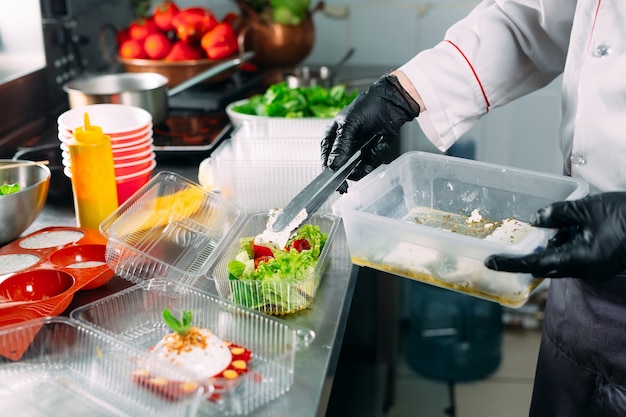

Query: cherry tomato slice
<box><xmin>254</xmin><ymin>255</ymin><xmax>273</xmax><ymax>269</ymax></box>
<box><xmin>253</xmin><ymin>244</ymin><xmax>274</xmax><ymax>258</ymax></box>
<box><xmin>291</xmin><ymin>239</ymin><xmax>311</xmax><ymax>252</ymax></box>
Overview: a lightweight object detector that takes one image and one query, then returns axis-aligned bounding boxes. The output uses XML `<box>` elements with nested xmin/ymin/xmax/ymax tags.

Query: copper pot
<box><xmin>238</xmin><ymin>2</ymin><xmax>323</xmax><ymax>68</ymax></box>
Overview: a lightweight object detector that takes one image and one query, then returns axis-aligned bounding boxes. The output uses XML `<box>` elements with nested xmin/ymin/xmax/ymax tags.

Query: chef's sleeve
<box><xmin>399</xmin><ymin>0</ymin><xmax>576</xmax><ymax>151</ymax></box>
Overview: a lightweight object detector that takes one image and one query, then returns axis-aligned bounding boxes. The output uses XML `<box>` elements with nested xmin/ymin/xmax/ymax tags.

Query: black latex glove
<box><xmin>321</xmin><ymin>74</ymin><xmax>420</xmax><ymax>186</ymax></box>
<box><xmin>484</xmin><ymin>192</ymin><xmax>626</xmax><ymax>281</ymax></box>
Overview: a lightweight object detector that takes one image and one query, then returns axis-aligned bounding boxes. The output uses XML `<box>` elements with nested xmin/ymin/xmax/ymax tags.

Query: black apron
<box><xmin>529</xmin><ymin>274</ymin><xmax>626</xmax><ymax>417</ymax></box>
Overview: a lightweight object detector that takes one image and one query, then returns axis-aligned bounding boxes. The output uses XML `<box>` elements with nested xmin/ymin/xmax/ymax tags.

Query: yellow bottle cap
<box><xmin>73</xmin><ymin>112</ymin><xmax>106</xmax><ymax>144</ymax></box>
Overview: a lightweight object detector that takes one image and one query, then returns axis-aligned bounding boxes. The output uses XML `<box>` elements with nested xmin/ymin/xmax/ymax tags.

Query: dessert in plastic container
<box><xmin>70</xmin><ymin>279</ymin><xmax>315</xmax><ymax>416</ymax></box>
<box><xmin>332</xmin><ymin>151</ymin><xmax>589</xmax><ymax>308</ymax></box>
<box><xmin>99</xmin><ymin>171</ymin><xmax>245</xmax><ymax>287</ymax></box>
<box><xmin>0</xmin><ymin>316</ymin><xmax>204</xmax><ymax>417</ymax></box>
<box><xmin>207</xmin><ymin>212</ymin><xmax>340</xmax><ymax>315</ymax></box>
<box><xmin>0</xmin><ymin>227</ymin><xmax>115</xmax><ymax>327</ymax></box>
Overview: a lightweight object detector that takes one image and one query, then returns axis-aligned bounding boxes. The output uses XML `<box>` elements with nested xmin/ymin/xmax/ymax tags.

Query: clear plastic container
<box><xmin>332</xmin><ymin>151</ymin><xmax>589</xmax><ymax>308</ymax></box>
<box><xmin>225</xmin><ymin>101</ymin><xmax>333</xmax><ymax>137</ymax></box>
<box><xmin>99</xmin><ymin>171</ymin><xmax>245</xmax><ymax>286</ymax></box>
<box><xmin>206</xmin><ymin>212</ymin><xmax>341</xmax><ymax>315</ymax></box>
<box><xmin>228</xmin><ymin>126</ymin><xmax>321</xmax><ymax>160</ymax></box>
<box><xmin>205</xmin><ymin>140</ymin><xmax>339</xmax><ymax>213</ymax></box>
<box><xmin>0</xmin><ymin>316</ymin><xmax>204</xmax><ymax>417</ymax></box>
<box><xmin>71</xmin><ymin>280</ymin><xmax>315</xmax><ymax>416</ymax></box>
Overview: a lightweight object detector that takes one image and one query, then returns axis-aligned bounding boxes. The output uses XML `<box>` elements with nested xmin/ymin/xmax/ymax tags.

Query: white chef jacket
<box><xmin>399</xmin><ymin>0</ymin><xmax>626</xmax><ymax>193</ymax></box>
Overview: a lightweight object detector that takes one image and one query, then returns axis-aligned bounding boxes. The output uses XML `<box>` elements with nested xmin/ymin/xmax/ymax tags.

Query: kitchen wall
<box><xmin>177</xmin><ymin>0</ymin><xmax>564</xmax><ymax>174</ymax></box>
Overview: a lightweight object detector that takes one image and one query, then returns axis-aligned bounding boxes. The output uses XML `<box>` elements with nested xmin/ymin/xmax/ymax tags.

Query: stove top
<box><xmin>152</xmin><ymin>110</ymin><xmax>232</xmax><ymax>154</ymax></box>
<box><xmin>150</xmin><ymin>68</ymin><xmax>267</xmax><ymax>155</ymax></box>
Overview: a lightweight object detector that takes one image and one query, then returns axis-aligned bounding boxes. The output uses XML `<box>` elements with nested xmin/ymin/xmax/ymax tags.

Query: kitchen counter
<box><xmin>22</xmin><ymin>160</ymin><xmax>360</xmax><ymax>417</ymax></box>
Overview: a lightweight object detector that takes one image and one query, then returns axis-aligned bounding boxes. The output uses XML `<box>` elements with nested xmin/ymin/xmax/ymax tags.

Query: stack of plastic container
<box><xmin>57</xmin><ymin>104</ymin><xmax>156</xmax><ymax>204</ymax></box>
<box><xmin>199</xmin><ymin>120</ymin><xmax>338</xmax><ymax>213</ymax></box>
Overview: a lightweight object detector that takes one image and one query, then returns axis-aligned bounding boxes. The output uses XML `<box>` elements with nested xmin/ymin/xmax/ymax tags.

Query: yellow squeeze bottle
<box><xmin>68</xmin><ymin>112</ymin><xmax>118</xmax><ymax>230</ymax></box>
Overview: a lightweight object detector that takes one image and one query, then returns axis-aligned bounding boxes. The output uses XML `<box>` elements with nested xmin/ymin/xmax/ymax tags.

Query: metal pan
<box><xmin>63</xmin><ymin>52</ymin><xmax>254</xmax><ymax>126</ymax></box>
<box><xmin>284</xmin><ymin>47</ymin><xmax>354</xmax><ymax>88</ymax></box>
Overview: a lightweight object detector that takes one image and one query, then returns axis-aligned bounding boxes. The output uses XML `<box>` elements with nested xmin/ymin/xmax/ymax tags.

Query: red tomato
<box><xmin>144</xmin><ymin>32</ymin><xmax>172</xmax><ymax>59</ymax></box>
<box><xmin>164</xmin><ymin>40</ymin><xmax>206</xmax><ymax>61</ymax></box>
<box><xmin>172</xmin><ymin>7</ymin><xmax>218</xmax><ymax>43</ymax></box>
<box><xmin>254</xmin><ymin>255</ymin><xmax>273</xmax><ymax>269</ymax></box>
<box><xmin>119</xmin><ymin>38</ymin><xmax>147</xmax><ymax>59</ymax></box>
<box><xmin>128</xmin><ymin>17</ymin><xmax>158</xmax><ymax>41</ymax></box>
<box><xmin>253</xmin><ymin>244</ymin><xmax>274</xmax><ymax>258</ymax></box>
<box><xmin>200</xmin><ymin>22</ymin><xmax>238</xmax><ymax>59</ymax></box>
<box><xmin>290</xmin><ymin>239</ymin><xmax>311</xmax><ymax>252</ymax></box>
<box><xmin>153</xmin><ymin>1</ymin><xmax>180</xmax><ymax>32</ymax></box>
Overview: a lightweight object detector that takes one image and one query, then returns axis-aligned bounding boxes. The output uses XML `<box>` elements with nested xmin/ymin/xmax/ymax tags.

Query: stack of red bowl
<box><xmin>57</xmin><ymin>104</ymin><xmax>156</xmax><ymax>204</ymax></box>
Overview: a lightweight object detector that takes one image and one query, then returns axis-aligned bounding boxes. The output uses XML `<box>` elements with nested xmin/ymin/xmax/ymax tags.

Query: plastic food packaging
<box><xmin>99</xmin><ymin>171</ymin><xmax>246</xmax><ymax>287</ymax></box>
<box><xmin>207</xmin><ymin>212</ymin><xmax>341</xmax><ymax>315</ymax></box>
<box><xmin>0</xmin><ymin>316</ymin><xmax>204</xmax><ymax>417</ymax></box>
<box><xmin>333</xmin><ymin>151</ymin><xmax>589</xmax><ymax>308</ymax></box>
<box><xmin>199</xmin><ymin>125</ymin><xmax>339</xmax><ymax>213</ymax></box>
<box><xmin>67</xmin><ymin>113</ymin><xmax>118</xmax><ymax>229</ymax></box>
<box><xmin>71</xmin><ymin>280</ymin><xmax>315</xmax><ymax>416</ymax></box>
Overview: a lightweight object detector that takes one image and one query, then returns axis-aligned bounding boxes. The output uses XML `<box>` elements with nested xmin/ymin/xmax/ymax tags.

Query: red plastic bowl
<box><xmin>63</xmin><ymin>160</ymin><xmax>156</xmax><ymax>205</ymax></box>
<box><xmin>115</xmin><ymin>160</ymin><xmax>157</xmax><ymax>204</ymax></box>
<box><xmin>112</xmin><ymin>153</ymin><xmax>155</xmax><ymax>177</ymax></box>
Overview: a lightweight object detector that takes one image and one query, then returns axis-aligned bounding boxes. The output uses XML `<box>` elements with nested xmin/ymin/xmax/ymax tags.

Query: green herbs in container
<box><xmin>231</xmin><ymin>81</ymin><xmax>358</xmax><ymax>118</ymax></box>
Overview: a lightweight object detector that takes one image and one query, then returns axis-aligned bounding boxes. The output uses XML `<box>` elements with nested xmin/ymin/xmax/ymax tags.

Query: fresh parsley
<box><xmin>162</xmin><ymin>308</ymin><xmax>193</xmax><ymax>336</ymax></box>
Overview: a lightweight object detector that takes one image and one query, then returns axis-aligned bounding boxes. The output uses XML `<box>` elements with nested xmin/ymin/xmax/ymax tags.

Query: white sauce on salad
<box><xmin>254</xmin><ymin>208</ymin><xmax>308</xmax><ymax>250</ymax></box>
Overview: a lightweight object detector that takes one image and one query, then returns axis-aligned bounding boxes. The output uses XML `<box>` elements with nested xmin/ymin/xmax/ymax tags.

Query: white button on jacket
<box><xmin>399</xmin><ymin>0</ymin><xmax>625</xmax><ymax>193</ymax></box>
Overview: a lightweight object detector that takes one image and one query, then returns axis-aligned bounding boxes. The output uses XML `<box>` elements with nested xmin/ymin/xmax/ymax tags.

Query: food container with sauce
<box><xmin>71</xmin><ymin>280</ymin><xmax>315</xmax><ymax>416</ymax></box>
<box><xmin>332</xmin><ymin>151</ymin><xmax>589</xmax><ymax>308</ymax></box>
<box><xmin>0</xmin><ymin>316</ymin><xmax>204</xmax><ymax>417</ymax></box>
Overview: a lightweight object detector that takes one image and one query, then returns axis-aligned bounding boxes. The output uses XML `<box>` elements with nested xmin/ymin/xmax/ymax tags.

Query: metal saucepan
<box><xmin>63</xmin><ymin>51</ymin><xmax>254</xmax><ymax>126</ymax></box>
<box><xmin>284</xmin><ymin>47</ymin><xmax>355</xmax><ymax>88</ymax></box>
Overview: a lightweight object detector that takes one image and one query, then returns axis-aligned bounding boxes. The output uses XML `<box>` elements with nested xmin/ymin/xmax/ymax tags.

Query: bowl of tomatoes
<box><xmin>112</xmin><ymin>1</ymin><xmax>244</xmax><ymax>87</ymax></box>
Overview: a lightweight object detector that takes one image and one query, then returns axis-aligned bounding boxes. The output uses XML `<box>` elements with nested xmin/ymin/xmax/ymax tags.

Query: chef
<box><xmin>321</xmin><ymin>0</ymin><xmax>626</xmax><ymax>415</ymax></box>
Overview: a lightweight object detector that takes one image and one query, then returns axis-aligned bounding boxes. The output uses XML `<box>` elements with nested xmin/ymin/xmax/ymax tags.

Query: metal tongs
<box><xmin>255</xmin><ymin>134</ymin><xmax>382</xmax><ymax>249</ymax></box>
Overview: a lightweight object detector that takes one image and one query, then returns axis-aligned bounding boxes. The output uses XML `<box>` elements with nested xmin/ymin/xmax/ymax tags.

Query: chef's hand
<box><xmin>321</xmin><ymin>74</ymin><xmax>420</xmax><ymax>186</ymax></box>
<box><xmin>484</xmin><ymin>192</ymin><xmax>626</xmax><ymax>281</ymax></box>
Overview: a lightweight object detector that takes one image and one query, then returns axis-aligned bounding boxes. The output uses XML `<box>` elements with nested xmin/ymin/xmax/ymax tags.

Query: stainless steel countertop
<box><xmin>22</xmin><ymin>161</ymin><xmax>359</xmax><ymax>417</ymax></box>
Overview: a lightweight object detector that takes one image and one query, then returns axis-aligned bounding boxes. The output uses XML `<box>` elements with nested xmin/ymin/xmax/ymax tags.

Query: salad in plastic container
<box><xmin>208</xmin><ymin>212</ymin><xmax>340</xmax><ymax>315</ymax></box>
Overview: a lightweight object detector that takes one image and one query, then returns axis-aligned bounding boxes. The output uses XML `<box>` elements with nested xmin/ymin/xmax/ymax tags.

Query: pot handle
<box><xmin>99</xmin><ymin>23</ymin><xmax>121</xmax><ymax>66</ymax></box>
<box><xmin>167</xmin><ymin>51</ymin><xmax>256</xmax><ymax>97</ymax></box>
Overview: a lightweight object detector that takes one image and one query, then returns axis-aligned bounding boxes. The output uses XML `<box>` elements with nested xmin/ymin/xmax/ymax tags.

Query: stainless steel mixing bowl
<box><xmin>0</xmin><ymin>160</ymin><xmax>51</xmax><ymax>246</ymax></box>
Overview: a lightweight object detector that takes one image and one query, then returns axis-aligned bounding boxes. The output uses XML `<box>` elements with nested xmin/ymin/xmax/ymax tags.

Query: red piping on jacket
<box><xmin>588</xmin><ymin>0</ymin><xmax>602</xmax><ymax>51</ymax></box>
<box><xmin>444</xmin><ymin>39</ymin><xmax>491</xmax><ymax>112</ymax></box>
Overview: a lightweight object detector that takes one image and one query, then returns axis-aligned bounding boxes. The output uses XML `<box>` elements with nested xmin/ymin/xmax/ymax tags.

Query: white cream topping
<box><xmin>151</xmin><ymin>328</ymin><xmax>233</xmax><ymax>380</ymax></box>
